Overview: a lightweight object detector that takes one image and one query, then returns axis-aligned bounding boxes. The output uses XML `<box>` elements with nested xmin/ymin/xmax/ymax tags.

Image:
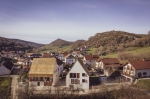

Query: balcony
<box><xmin>121</xmin><ymin>72</ymin><xmax>134</xmax><ymax>78</ymax></box>
<box><xmin>29</xmin><ymin>77</ymin><xmax>53</xmax><ymax>82</ymax></box>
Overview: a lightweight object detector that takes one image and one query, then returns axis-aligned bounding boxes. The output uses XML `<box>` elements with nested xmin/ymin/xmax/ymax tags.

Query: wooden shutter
<box><xmin>77</xmin><ymin>73</ymin><xmax>80</xmax><ymax>78</ymax></box>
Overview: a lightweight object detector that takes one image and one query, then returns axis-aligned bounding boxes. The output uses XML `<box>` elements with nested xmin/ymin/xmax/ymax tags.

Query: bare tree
<box><xmin>17</xmin><ymin>84</ymin><xmax>35</xmax><ymax>99</ymax></box>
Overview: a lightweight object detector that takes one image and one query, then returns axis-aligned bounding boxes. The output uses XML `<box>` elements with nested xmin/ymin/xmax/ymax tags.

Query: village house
<box><xmin>98</xmin><ymin>58</ymin><xmax>120</xmax><ymax>76</ymax></box>
<box><xmin>22</xmin><ymin>58</ymin><xmax>32</xmax><ymax>72</ymax></box>
<box><xmin>122</xmin><ymin>59</ymin><xmax>150</xmax><ymax>82</ymax></box>
<box><xmin>0</xmin><ymin>60</ymin><xmax>14</xmax><ymax>75</ymax></box>
<box><xmin>58</xmin><ymin>51</ymin><xmax>68</xmax><ymax>61</ymax></box>
<box><xmin>83</xmin><ymin>54</ymin><xmax>99</xmax><ymax>66</ymax></box>
<box><xmin>64</xmin><ymin>54</ymin><xmax>76</xmax><ymax>65</ymax></box>
<box><xmin>28</xmin><ymin>58</ymin><xmax>63</xmax><ymax>86</ymax></box>
<box><xmin>66</xmin><ymin>58</ymin><xmax>90</xmax><ymax>90</ymax></box>
<box><xmin>72</xmin><ymin>51</ymin><xmax>84</xmax><ymax>59</ymax></box>
<box><xmin>14</xmin><ymin>54</ymin><xmax>21</xmax><ymax>60</ymax></box>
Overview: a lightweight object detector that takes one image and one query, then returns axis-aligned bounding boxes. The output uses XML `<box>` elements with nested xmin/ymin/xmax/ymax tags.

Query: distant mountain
<box><xmin>0</xmin><ymin>36</ymin><xmax>44</xmax><ymax>52</ymax></box>
<box><xmin>48</xmin><ymin>38</ymin><xmax>73</xmax><ymax>47</ymax></box>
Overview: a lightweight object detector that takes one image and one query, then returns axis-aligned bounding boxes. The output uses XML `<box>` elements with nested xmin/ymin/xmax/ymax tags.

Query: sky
<box><xmin>0</xmin><ymin>0</ymin><xmax>150</xmax><ymax>44</ymax></box>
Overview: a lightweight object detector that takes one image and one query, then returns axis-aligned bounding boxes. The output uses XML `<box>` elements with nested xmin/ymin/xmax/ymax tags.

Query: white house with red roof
<box><xmin>83</xmin><ymin>54</ymin><xmax>99</xmax><ymax>66</ymax></box>
<box><xmin>66</xmin><ymin>58</ymin><xmax>90</xmax><ymax>90</ymax></box>
<box><xmin>122</xmin><ymin>59</ymin><xmax>150</xmax><ymax>82</ymax></box>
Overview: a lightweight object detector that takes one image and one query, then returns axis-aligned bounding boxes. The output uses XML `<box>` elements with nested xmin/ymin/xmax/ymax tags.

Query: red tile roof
<box><xmin>101</xmin><ymin>58</ymin><xmax>120</xmax><ymax>64</ymax></box>
<box><xmin>84</xmin><ymin>55</ymin><xmax>99</xmax><ymax>60</ymax></box>
<box><xmin>61</xmin><ymin>52</ymin><xmax>68</xmax><ymax>56</ymax></box>
<box><xmin>101</xmin><ymin>58</ymin><xmax>120</xmax><ymax>67</ymax></box>
<box><xmin>43</xmin><ymin>53</ymin><xmax>51</xmax><ymax>58</ymax></box>
<box><xmin>128</xmin><ymin>60</ymin><xmax>150</xmax><ymax>70</ymax></box>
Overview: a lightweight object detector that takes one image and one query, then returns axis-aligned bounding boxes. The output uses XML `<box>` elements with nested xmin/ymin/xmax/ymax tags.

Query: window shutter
<box><xmin>77</xmin><ymin>73</ymin><xmax>80</xmax><ymax>78</ymax></box>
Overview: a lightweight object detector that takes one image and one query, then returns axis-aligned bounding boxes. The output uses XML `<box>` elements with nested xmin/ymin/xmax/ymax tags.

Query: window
<box><xmin>143</xmin><ymin>72</ymin><xmax>147</xmax><ymax>75</ymax></box>
<box><xmin>71</xmin><ymin>79</ymin><xmax>79</xmax><ymax>84</ymax></box>
<box><xmin>71</xmin><ymin>79</ymin><xmax>74</xmax><ymax>84</ymax></box>
<box><xmin>82</xmin><ymin>73</ymin><xmax>87</xmax><ymax>77</ymax></box>
<box><xmin>36</xmin><ymin>77</ymin><xmax>38</xmax><ymax>81</ymax></box>
<box><xmin>70</xmin><ymin>73</ymin><xmax>76</xmax><ymax>78</ymax></box>
<box><xmin>47</xmin><ymin>77</ymin><xmax>50</xmax><ymax>81</ymax></box>
<box><xmin>82</xmin><ymin>79</ymin><xmax>87</xmax><ymax>83</ymax></box>
<box><xmin>74</xmin><ymin>79</ymin><xmax>78</xmax><ymax>84</ymax></box>
<box><xmin>30</xmin><ymin>77</ymin><xmax>32</xmax><ymax>81</ymax></box>
<box><xmin>40</xmin><ymin>77</ymin><xmax>43</xmax><ymax>81</ymax></box>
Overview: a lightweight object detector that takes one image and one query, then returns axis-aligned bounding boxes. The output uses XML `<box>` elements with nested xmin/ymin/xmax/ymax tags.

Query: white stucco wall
<box><xmin>136</xmin><ymin>69</ymin><xmax>150</xmax><ymax>78</ymax></box>
<box><xmin>99</xmin><ymin>61</ymin><xmax>104</xmax><ymax>69</ymax></box>
<box><xmin>0</xmin><ymin>65</ymin><xmax>11</xmax><ymax>75</ymax></box>
<box><xmin>65</xmin><ymin>58</ymin><xmax>75</xmax><ymax>65</ymax></box>
<box><xmin>66</xmin><ymin>61</ymin><xmax>89</xmax><ymax>90</ymax></box>
<box><xmin>29</xmin><ymin>81</ymin><xmax>38</xmax><ymax>86</ymax></box>
<box><xmin>52</xmin><ymin>63</ymin><xmax>59</xmax><ymax>86</ymax></box>
<box><xmin>17</xmin><ymin>62</ymin><xmax>23</xmax><ymax>65</ymax></box>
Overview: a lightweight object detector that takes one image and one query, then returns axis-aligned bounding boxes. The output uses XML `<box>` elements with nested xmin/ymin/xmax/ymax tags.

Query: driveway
<box><xmin>10</xmin><ymin>75</ymin><xmax>18</xmax><ymax>99</ymax></box>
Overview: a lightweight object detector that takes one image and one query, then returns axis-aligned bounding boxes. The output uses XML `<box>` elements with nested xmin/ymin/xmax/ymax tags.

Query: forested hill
<box><xmin>0</xmin><ymin>36</ymin><xmax>43</xmax><ymax>52</ymax></box>
<box><xmin>71</xmin><ymin>30</ymin><xmax>150</xmax><ymax>52</ymax></box>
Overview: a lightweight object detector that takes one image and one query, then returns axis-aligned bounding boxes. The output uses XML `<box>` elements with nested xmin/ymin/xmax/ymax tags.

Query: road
<box><xmin>10</xmin><ymin>75</ymin><xmax>18</xmax><ymax>99</ymax></box>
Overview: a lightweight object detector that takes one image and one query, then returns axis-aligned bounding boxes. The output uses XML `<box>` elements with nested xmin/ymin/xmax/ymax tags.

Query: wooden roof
<box><xmin>28</xmin><ymin>58</ymin><xmax>56</xmax><ymax>76</ymax></box>
<box><xmin>84</xmin><ymin>55</ymin><xmax>99</xmax><ymax>60</ymax></box>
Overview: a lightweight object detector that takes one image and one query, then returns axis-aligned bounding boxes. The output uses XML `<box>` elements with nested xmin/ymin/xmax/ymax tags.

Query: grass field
<box><xmin>40</xmin><ymin>45</ymin><xmax>71</xmax><ymax>53</ymax></box>
<box><xmin>0</xmin><ymin>77</ymin><xmax>12</xmax><ymax>99</ymax></box>
<box><xmin>104</xmin><ymin>47</ymin><xmax>150</xmax><ymax>58</ymax></box>
<box><xmin>85</xmin><ymin>48</ymin><xmax>98</xmax><ymax>54</ymax></box>
<box><xmin>134</xmin><ymin>79</ymin><xmax>150</xmax><ymax>90</ymax></box>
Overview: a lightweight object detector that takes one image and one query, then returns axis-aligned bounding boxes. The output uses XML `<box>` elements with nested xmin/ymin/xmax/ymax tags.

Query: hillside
<box><xmin>71</xmin><ymin>40</ymin><xmax>86</xmax><ymax>49</ymax></box>
<box><xmin>36</xmin><ymin>30</ymin><xmax>150</xmax><ymax>54</ymax></box>
<box><xmin>72</xmin><ymin>30</ymin><xmax>150</xmax><ymax>53</ymax></box>
<box><xmin>49</xmin><ymin>38</ymin><xmax>73</xmax><ymax>47</ymax></box>
<box><xmin>0</xmin><ymin>36</ymin><xmax>43</xmax><ymax>52</ymax></box>
<box><xmin>36</xmin><ymin>38</ymin><xmax>73</xmax><ymax>53</ymax></box>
